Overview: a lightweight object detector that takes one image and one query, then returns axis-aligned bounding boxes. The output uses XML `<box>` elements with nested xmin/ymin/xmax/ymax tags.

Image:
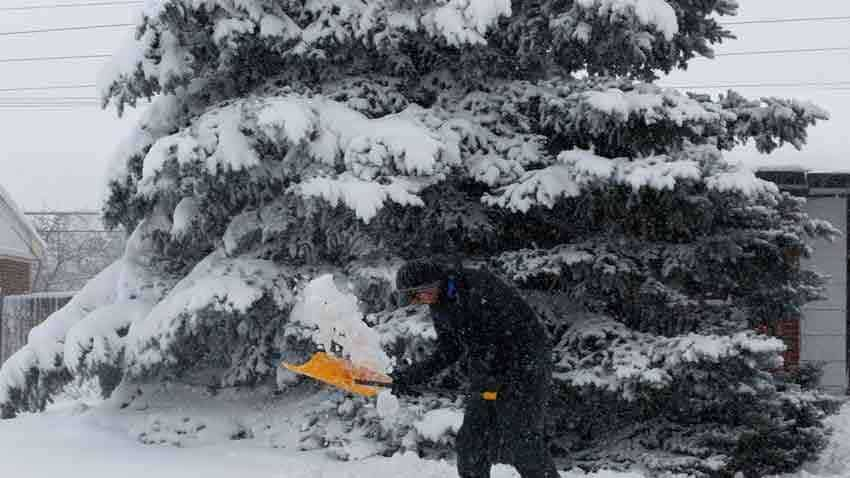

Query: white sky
<box><xmin>0</xmin><ymin>0</ymin><xmax>848</xmax><ymax>211</ymax></box>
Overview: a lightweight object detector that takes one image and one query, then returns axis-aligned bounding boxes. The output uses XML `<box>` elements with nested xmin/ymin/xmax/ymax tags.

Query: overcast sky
<box><xmin>0</xmin><ymin>0</ymin><xmax>849</xmax><ymax>211</ymax></box>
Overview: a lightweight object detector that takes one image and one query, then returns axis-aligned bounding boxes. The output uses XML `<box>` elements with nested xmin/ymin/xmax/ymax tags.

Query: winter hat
<box><xmin>396</xmin><ymin>259</ymin><xmax>447</xmax><ymax>292</ymax></box>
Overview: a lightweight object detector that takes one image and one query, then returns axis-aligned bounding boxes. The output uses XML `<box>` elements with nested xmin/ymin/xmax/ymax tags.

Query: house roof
<box><xmin>755</xmin><ymin>168</ymin><xmax>850</xmax><ymax>197</ymax></box>
<box><xmin>0</xmin><ymin>183</ymin><xmax>46</xmax><ymax>261</ymax></box>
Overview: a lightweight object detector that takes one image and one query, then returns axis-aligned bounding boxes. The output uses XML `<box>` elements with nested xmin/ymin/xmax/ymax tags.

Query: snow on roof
<box><xmin>0</xmin><ymin>183</ymin><xmax>47</xmax><ymax>261</ymax></box>
<box><xmin>741</xmin><ymin>155</ymin><xmax>850</xmax><ymax>175</ymax></box>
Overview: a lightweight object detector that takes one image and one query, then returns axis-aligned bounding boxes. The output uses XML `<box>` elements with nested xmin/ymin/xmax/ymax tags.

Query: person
<box><xmin>391</xmin><ymin>258</ymin><xmax>559</xmax><ymax>478</ymax></box>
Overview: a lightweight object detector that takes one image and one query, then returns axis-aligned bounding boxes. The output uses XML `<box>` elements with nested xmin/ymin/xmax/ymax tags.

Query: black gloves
<box><xmin>389</xmin><ymin>370</ymin><xmax>421</xmax><ymax>397</ymax></box>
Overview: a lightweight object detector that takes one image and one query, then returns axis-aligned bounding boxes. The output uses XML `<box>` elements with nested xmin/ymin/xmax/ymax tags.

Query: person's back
<box><xmin>435</xmin><ymin>267</ymin><xmax>550</xmax><ymax>393</ymax></box>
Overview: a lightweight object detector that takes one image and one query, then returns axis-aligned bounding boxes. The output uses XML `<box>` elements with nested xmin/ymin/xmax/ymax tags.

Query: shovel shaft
<box><xmin>353</xmin><ymin>378</ymin><xmax>457</xmax><ymax>395</ymax></box>
<box><xmin>353</xmin><ymin>379</ymin><xmax>493</xmax><ymax>398</ymax></box>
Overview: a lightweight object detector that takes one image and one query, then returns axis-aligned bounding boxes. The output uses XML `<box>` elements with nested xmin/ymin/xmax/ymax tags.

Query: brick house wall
<box><xmin>0</xmin><ymin>257</ymin><xmax>31</xmax><ymax>295</ymax></box>
<box><xmin>777</xmin><ymin>318</ymin><xmax>801</xmax><ymax>370</ymax></box>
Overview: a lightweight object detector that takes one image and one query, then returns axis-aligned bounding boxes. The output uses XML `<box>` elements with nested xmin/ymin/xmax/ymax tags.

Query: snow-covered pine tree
<box><xmin>0</xmin><ymin>0</ymin><xmax>841</xmax><ymax>475</ymax></box>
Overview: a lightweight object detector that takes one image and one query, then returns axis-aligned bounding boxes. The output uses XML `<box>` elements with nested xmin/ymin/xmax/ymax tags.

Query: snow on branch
<box><xmin>0</xmin><ymin>261</ymin><xmax>122</xmax><ymax>407</ymax></box>
<box><xmin>582</xmin><ymin>87</ymin><xmax>723</xmax><ymax>125</ymax></box>
<box><xmin>63</xmin><ymin>301</ymin><xmax>154</xmax><ymax>378</ymax></box>
<box><xmin>124</xmin><ymin>249</ymin><xmax>295</xmax><ymax>377</ymax></box>
<box><xmin>99</xmin><ymin>0</ymin><xmax>735</xmax><ymax>112</ymax></box>
<box><xmin>135</xmin><ymin>94</ymin><xmax>451</xmax><ymax>220</ymax></box>
<box><xmin>298</xmin><ymin>174</ymin><xmax>426</xmax><ymax>223</ymax></box>
<box><xmin>556</xmin><ymin>318</ymin><xmax>785</xmax><ymax>400</ymax></box>
<box><xmin>574</xmin><ymin>0</ymin><xmax>679</xmax><ymax>40</ymax></box>
<box><xmin>421</xmin><ymin>0</ymin><xmax>512</xmax><ymax>46</ymax></box>
<box><xmin>483</xmin><ymin>147</ymin><xmax>779</xmax><ymax>213</ymax></box>
<box><xmin>465</xmin><ymin>80</ymin><xmax>826</xmax><ymax>159</ymax></box>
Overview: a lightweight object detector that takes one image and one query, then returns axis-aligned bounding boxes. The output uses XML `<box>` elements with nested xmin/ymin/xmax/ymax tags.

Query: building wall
<box><xmin>800</xmin><ymin>196</ymin><xmax>848</xmax><ymax>395</ymax></box>
<box><xmin>0</xmin><ymin>257</ymin><xmax>31</xmax><ymax>295</ymax></box>
<box><xmin>777</xmin><ymin>318</ymin><xmax>801</xmax><ymax>370</ymax></box>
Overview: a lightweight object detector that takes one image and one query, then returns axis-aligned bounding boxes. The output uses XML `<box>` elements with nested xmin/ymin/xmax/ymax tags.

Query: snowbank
<box><xmin>0</xmin><ymin>383</ymin><xmax>653</xmax><ymax>478</ymax></box>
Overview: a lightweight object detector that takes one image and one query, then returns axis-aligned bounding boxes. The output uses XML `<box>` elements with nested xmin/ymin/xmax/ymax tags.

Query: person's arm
<box><xmin>393</xmin><ymin>318</ymin><xmax>462</xmax><ymax>386</ymax></box>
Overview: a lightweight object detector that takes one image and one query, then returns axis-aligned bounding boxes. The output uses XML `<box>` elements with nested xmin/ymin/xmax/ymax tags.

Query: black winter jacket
<box><xmin>398</xmin><ymin>267</ymin><xmax>551</xmax><ymax>395</ymax></box>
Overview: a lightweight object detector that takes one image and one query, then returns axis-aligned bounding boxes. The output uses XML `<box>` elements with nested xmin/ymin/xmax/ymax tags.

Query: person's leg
<box><xmin>456</xmin><ymin>399</ymin><xmax>493</xmax><ymax>478</ymax></box>
<box><xmin>511</xmin><ymin>438</ymin><xmax>559</xmax><ymax>478</ymax></box>
<box><xmin>506</xmin><ymin>367</ymin><xmax>559</xmax><ymax>478</ymax></box>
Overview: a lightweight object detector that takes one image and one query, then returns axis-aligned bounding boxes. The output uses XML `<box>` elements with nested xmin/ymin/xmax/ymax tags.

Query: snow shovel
<box><xmin>281</xmin><ymin>351</ymin><xmax>393</xmax><ymax>397</ymax></box>
<box><xmin>281</xmin><ymin>352</ymin><xmax>497</xmax><ymax>400</ymax></box>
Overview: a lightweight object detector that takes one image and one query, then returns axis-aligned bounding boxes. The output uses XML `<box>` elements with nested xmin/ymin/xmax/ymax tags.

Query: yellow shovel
<box><xmin>282</xmin><ymin>352</ymin><xmax>392</xmax><ymax>397</ymax></box>
<box><xmin>282</xmin><ymin>352</ymin><xmax>498</xmax><ymax>400</ymax></box>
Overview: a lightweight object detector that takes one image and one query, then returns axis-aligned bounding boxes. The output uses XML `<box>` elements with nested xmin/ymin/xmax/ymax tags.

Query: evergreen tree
<box><xmin>0</xmin><ymin>0</ymin><xmax>840</xmax><ymax>475</ymax></box>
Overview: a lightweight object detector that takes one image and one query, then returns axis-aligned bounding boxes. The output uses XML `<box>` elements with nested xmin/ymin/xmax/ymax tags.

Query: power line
<box><xmin>0</xmin><ymin>54</ymin><xmax>111</xmax><ymax>63</ymax></box>
<box><xmin>722</xmin><ymin>16</ymin><xmax>850</xmax><ymax>26</ymax></box>
<box><xmin>0</xmin><ymin>103</ymin><xmax>100</xmax><ymax>109</ymax></box>
<box><xmin>0</xmin><ymin>23</ymin><xmax>133</xmax><ymax>36</ymax></box>
<box><xmin>0</xmin><ymin>84</ymin><xmax>95</xmax><ymax>92</ymax></box>
<box><xmin>714</xmin><ymin>46</ymin><xmax>850</xmax><ymax>57</ymax></box>
<box><xmin>0</xmin><ymin>1</ymin><xmax>142</xmax><ymax>11</ymax></box>
<box><xmin>0</xmin><ymin>97</ymin><xmax>97</xmax><ymax>101</ymax></box>
<box><xmin>665</xmin><ymin>81</ymin><xmax>850</xmax><ymax>89</ymax></box>
<box><xmin>0</xmin><ymin>103</ymin><xmax>99</xmax><ymax>106</ymax></box>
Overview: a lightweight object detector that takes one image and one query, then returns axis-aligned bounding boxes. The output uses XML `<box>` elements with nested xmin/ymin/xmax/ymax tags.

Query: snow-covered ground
<box><xmin>0</xmin><ymin>383</ymin><xmax>846</xmax><ymax>478</ymax></box>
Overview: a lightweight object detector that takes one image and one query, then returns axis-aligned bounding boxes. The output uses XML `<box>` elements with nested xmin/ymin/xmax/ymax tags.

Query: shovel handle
<box><xmin>354</xmin><ymin>378</ymin><xmax>454</xmax><ymax>394</ymax></box>
<box><xmin>353</xmin><ymin>379</ymin><xmax>497</xmax><ymax>400</ymax></box>
<box><xmin>354</xmin><ymin>379</ymin><xmax>394</xmax><ymax>388</ymax></box>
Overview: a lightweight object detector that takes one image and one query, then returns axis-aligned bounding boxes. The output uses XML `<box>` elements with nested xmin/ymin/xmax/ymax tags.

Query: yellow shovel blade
<box><xmin>282</xmin><ymin>352</ymin><xmax>391</xmax><ymax>397</ymax></box>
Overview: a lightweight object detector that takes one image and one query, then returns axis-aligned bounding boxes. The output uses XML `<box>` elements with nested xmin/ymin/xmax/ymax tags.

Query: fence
<box><xmin>0</xmin><ymin>292</ymin><xmax>74</xmax><ymax>364</ymax></box>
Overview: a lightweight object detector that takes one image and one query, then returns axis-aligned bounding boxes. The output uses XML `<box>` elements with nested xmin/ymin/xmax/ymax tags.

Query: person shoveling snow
<box><xmin>282</xmin><ymin>260</ymin><xmax>558</xmax><ymax>478</ymax></box>
<box><xmin>390</xmin><ymin>259</ymin><xmax>558</xmax><ymax>478</ymax></box>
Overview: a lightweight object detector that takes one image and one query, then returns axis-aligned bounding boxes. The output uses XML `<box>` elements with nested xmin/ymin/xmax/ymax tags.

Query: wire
<box><xmin>0</xmin><ymin>97</ymin><xmax>98</xmax><ymax>101</ymax></box>
<box><xmin>0</xmin><ymin>1</ymin><xmax>142</xmax><ymax>11</ymax></box>
<box><xmin>665</xmin><ymin>81</ymin><xmax>850</xmax><ymax>89</ymax></box>
<box><xmin>0</xmin><ymin>54</ymin><xmax>111</xmax><ymax>63</ymax></box>
<box><xmin>721</xmin><ymin>16</ymin><xmax>850</xmax><ymax>26</ymax></box>
<box><xmin>0</xmin><ymin>104</ymin><xmax>100</xmax><ymax>108</ymax></box>
<box><xmin>714</xmin><ymin>46</ymin><xmax>850</xmax><ymax>57</ymax></box>
<box><xmin>0</xmin><ymin>84</ymin><xmax>96</xmax><ymax>92</ymax></box>
<box><xmin>0</xmin><ymin>23</ymin><xmax>133</xmax><ymax>36</ymax></box>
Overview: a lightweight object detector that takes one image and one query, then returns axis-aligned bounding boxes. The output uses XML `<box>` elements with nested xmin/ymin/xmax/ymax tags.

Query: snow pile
<box><xmin>376</xmin><ymin>389</ymin><xmax>400</xmax><ymax>420</ymax></box>
<box><xmin>290</xmin><ymin>274</ymin><xmax>390</xmax><ymax>373</ymax></box>
<box><xmin>0</xmin><ymin>381</ymin><xmax>656</xmax><ymax>478</ymax></box>
<box><xmin>414</xmin><ymin>408</ymin><xmax>464</xmax><ymax>443</ymax></box>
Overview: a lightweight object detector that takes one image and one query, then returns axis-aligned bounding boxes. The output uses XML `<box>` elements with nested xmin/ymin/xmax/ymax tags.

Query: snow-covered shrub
<box><xmin>0</xmin><ymin>0</ymin><xmax>840</xmax><ymax>475</ymax></box>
